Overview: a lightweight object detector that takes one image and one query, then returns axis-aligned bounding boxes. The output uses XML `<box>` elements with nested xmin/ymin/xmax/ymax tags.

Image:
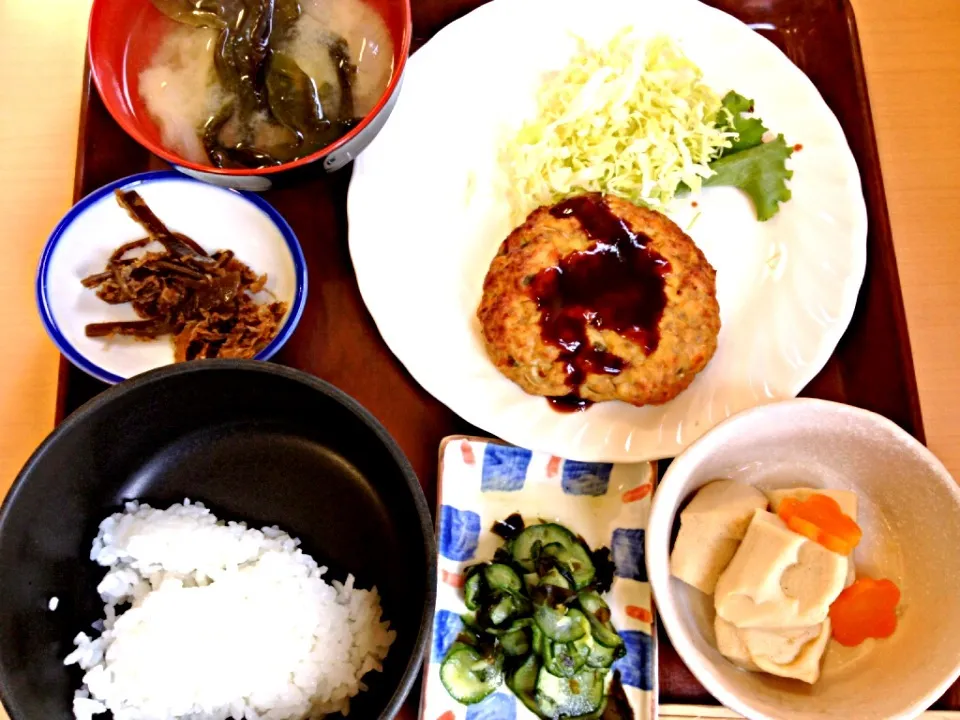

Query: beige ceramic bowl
<box><xmin>647</xmin><ymin>398</ymin><xmax>960</xmax><ymax>720</ymax></box>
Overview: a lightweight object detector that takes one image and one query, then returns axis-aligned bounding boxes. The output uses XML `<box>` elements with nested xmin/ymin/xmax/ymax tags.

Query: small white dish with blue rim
<box><xmin>36</xmin><ymin>171</ymin><xmax>307</xmax><ymax>384</ymax></box>
<box><xmin>423</xmin><ymin>435</ymin><xmax>659</xmax><ymax>720</ymax></box>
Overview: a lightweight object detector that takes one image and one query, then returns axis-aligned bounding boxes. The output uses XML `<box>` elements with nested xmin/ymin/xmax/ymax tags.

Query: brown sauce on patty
<box><xmin>529</xmin><ymin>194</ymin><xmax>671</xmax><ymax>412</ymax></box>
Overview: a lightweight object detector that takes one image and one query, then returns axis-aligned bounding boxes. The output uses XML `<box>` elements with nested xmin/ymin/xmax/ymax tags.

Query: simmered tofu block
<box><xmin>670</xmin><ymin>480</ymin><xmax>769</xmax><ymax>594</ymax></box>
<box><xmin>715</xmin><ymin>510</ymin><xmax>847</xmax><ymax>629</ymax></box>
<box><xmin>717</xmin><ymin>617</ymin><xmax>832</xmax><ymax>684</ymax></box>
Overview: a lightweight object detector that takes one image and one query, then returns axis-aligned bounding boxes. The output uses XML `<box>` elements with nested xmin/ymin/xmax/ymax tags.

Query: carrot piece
<box><xmin>777</xmin><ymin>494</ymin><xmax>862</xmax><ymax>554</ymax></box>
<box><xmin>829</xmin><ymin>577</ymin><xmax>901</xmax><ymax>647</ymax></box>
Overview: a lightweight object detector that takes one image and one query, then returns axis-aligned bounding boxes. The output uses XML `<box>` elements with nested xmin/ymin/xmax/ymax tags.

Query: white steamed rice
<box><xmin>63</xmin><ymin>500</ymin><xmax>395</xmax><ymax>720</ymax></box>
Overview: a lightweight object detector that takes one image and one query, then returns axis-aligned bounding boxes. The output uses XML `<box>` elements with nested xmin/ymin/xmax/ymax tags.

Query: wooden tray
<box><xmin>57</xmin><ymin>0</ymin><xmax>940</xmax><ymax>715</ymax></box>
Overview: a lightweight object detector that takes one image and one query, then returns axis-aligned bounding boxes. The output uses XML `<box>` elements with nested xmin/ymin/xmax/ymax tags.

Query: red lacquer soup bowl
<box><xmin>88</xmin><ymin>0</ymin><xmax>412</xmax><ymax>190</ymax></box>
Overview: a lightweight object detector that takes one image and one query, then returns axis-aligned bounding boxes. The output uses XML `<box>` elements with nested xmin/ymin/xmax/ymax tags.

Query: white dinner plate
<box><xmin>348</xmin><ymin>0</ymin><xmax>867</xmax><ymax>462</ymax></box>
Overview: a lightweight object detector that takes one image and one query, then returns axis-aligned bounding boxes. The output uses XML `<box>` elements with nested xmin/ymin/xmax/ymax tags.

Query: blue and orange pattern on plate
<box><xmin>421</xmin><ymin>436</ymin><xmax>658</xmax><ymax>720</ymax></box>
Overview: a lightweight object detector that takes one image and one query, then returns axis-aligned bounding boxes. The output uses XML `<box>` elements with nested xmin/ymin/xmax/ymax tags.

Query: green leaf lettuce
<box><xmin>704</xmin><ymin>91</ymin><xmax>794</xmax><ymax>221</ymax></box>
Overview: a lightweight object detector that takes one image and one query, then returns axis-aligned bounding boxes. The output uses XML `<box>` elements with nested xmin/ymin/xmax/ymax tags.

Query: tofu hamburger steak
<box><xmin>477</xmin><ymin>193</ymin><xmax>720</xmax><ymax>409</ymax></box>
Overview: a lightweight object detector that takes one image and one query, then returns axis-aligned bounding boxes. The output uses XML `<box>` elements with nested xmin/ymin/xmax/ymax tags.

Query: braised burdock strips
<box><xmin>82</xmin><ymin>189</ymin><xmax>287</xmax><ymax>361</ymax></box>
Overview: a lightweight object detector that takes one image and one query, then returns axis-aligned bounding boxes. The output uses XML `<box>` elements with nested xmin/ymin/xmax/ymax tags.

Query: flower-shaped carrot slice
<box><xmin>829</xmin><ymin>577</ymin><xmax>901</xmax><ymax>646</ymax></box>
<box><xmin>777</xmin><ymin>493</ymin><xmax>862</xmax><ymax>554</ymax></box>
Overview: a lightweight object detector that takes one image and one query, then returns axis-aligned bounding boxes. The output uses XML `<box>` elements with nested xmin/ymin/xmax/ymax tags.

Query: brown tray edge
<box><xmin>840</xmin><ymin>0</ymin><xmax>925</xmax><ymax>442</ymax></box>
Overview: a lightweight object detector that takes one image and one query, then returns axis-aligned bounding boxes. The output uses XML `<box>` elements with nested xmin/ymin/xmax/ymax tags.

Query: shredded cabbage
<box><xmin>504</xmin><ymin>31</ymin><xmax>735</xmax><ymax>222</ymax></box>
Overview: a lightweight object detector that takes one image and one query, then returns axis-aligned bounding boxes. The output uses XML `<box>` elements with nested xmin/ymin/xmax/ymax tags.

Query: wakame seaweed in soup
<box><xmin>141</xmin><ymin>0</ymin><xmax>394</xmax><ymax>169</ymax></box>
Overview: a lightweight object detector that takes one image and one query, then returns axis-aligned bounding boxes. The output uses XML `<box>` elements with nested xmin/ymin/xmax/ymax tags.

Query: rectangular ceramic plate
<box><xmin>421</xmin><ymin>436</ymin><xmax>657</xmax><ymax>720</ymax></box>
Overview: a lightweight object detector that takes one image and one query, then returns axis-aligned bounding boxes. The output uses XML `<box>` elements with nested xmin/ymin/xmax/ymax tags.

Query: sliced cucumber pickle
<box><xmin>511</xmin><ymin>524</ymin><xmax>580</xmax><ymax>572</ymax></box>
<box><xmin>464</xmin><ymin>569</ymin><xmax>483</xmax><ymax>611</ymax></box>
<box><xmin>536</xmin><ymin>691</ymin><xmax>560</xmax><ymax>720</ymax></box>
<box><xmin>450</xmin><ymin>519</ymin><xmax>623</xmax><ymax>717</ymax></box>
<box><xmin>460</xmin><ymin>613</ymin><xmax>481</xmax><ymax>635</ymax></box>
<box><xmin>535</xmin><ymin>606</ymin><xmax>588</xmax><ymax>643</ymax></box>
<box><xmin>588</xmin><ymin>616</ymin><xmax>622</xmax><ymax>649</ymax></box>
<box><xmin>577</xmin><ymin>590</ymin><xmax>624</xmax><ymax>649</ymax></box>
<box><xmin>485</xmin><ymin>563</ymin><xmax>523</xmax><ymax>594</ymax></box>
<box><xmin>531</xmin><ymin>624</ymin><xmax>545</xmax><ymax>656</ymax></box>
<box><xmin>575</xmin><ymin>590</ymin><xmax>605</xmax><ymax>615</ymax></box>
<box><xmin>508</xmin><ymin>653</ymin><xmax>541</xmax><ymax>715</ymax></box>
<box><xmin>541</xmin><ymin>540</ymin><xmax>596</xmax><ymax>590</ymax></box>
<box><xmin>567</xmin><ymin>611</ymin><xmax>619</xmax><ymax>669</ymax></box>
<box><xmin>539</xmin><ymin>567</ymin><xmax>572</xmax><ymax>590</ymax></box>
<box><xmin>500</xmin><ymin>626</ymin><xmax>531</xmax><ymax>657</ymax></box>
<box><xmin>481</xmin><ymin>594</ymin><xmax>517</xmax><ymax>629</ymax></box>
<box><xmin>535</xmin><ymin>665</ymin><xmax>605</xmax><ymax>717</ymax></box>
<box><xmin>440</xmin><ymin>643</ymin><xmax>503</xmax><ymax>705</ymax></box>
<box><xmin>509</xmin><ymin>592</ymin><xmax>533</xmax><ymax>617</ymax></box>
<box><xmin>583</xmin><ymin>633</ymin><xmax>621</xmax><ymax>668</ymax></box>
<box><xmin>567</xmin><ymin>697</ymin><xmax>609</xmax><ymax>720</ymax></box>
<box><xmin>544</xmin><ymin>639</ymin><xmax>589</xmax><ymax>678</ymax></box>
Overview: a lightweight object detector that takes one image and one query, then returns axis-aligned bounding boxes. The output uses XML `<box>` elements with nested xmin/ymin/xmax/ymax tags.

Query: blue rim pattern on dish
<box><xmin>36</xmin><ymin>170</ymin><xmax>308</xmax><ymax>385</ymax></box>
<box><xmin>426</xmin><ymin>436</ymin><xmax>658</xmax><ymax>719</ymax></box>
